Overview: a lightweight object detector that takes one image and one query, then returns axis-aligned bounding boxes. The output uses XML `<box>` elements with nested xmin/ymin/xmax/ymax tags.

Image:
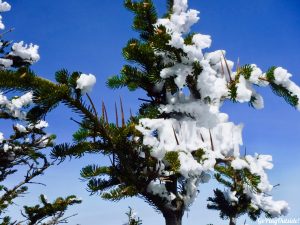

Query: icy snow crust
<box><xmin>136</xmin><ymin>0</ymin><xmax>298</xmax><ymax>217</ymax></box>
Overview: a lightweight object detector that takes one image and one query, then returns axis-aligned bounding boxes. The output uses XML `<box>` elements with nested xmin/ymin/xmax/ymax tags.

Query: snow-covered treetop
<box><xmin>134</xmin><ymin>0</ymin><xmax>299</xmax><ymax>218</ymax></box>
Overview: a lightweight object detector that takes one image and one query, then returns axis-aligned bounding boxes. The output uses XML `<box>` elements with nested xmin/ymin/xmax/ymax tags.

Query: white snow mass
<box><xmin>76</xmin><ymin>73</ymin><xmax>97</xmax><ymax>95</ymax></box>
<box><xmin>10</xmin><ymin>41</ymin><xmax>40</xmax><ymax>64</ymax></box>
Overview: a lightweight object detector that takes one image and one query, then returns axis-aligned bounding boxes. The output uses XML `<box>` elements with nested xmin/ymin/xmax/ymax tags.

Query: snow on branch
<box><xmin>135</xmin><ymin>0</ymin><xmax>294</xmax><ymax>218</ymax></box>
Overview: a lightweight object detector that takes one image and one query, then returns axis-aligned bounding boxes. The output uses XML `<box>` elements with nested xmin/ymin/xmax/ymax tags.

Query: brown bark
<box><xmin>163</xmin><ymin>211</ymin><xmax>183</xmax><ymax>225</ymax></box>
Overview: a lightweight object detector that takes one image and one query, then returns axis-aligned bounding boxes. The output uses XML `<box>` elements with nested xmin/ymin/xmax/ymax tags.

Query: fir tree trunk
<box><xmin>229</xmin><ymin>217</ymin><xmax>236</xmax><ymax>225</ymax></box>
<box><xmin>163</xmin><ymin>211</ymin><xmax>183</xmax><ymax>225</ymax></box>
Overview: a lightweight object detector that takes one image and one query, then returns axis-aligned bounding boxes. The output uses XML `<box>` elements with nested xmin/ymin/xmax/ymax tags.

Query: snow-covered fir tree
<box><xmin>123</xmin><ymin>207</ymin><xmax>142</xmax><ymax>225</ymax></box>
<box><xmin>0</xmin><ymin>0</ymin><xmax>299</xmax><ymax>225</ymax></box>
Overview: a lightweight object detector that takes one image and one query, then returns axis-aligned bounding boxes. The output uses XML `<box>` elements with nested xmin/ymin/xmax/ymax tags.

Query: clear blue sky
<box><xmin>3</xmin><ymin>0</ymin><xmax>300</xmax><ymax>224</ymax></box>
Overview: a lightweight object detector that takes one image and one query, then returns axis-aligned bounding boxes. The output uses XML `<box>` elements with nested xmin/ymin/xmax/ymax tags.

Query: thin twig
<box><xmin>0</xmin><ymin>158</ymin><xmax>50</xmax><ymax>204</ymax></box>
<box><xmin>258</xmin><ymin>77</ymin><xmax>269</xmax><ymax>82</ymax></box>
<box><xmin>0</xmin><ymin>27</ymin><xmax>15</xmax><ymax>38</ymax></box>
<box><xmin>138</xmin><ymin>98</ymin><xmax>152</xmax><ymax>103</ymax></box>
<box><xmin>70</xmin><ymin>117</ymin><xmax>83</xmax><ymax>126</ymax></box>
<box><xmin>27</xmin><ymin>181</ymin><xmax>47</xmax><ymax>187</ymax></box>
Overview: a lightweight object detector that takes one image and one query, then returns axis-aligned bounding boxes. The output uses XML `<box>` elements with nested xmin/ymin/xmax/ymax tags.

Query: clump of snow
<box><xmin>38</xmin><ymin>135</ymin><xmax>51</xmax><ymax>147</ymax></box>
<box><xmin>28</xmin><ymin>120</ymin><xmax>49</xmax><ymax>130</ymax></box>
<box><xmin>0</xmin><ymin>92</ymin><xmax>8</xmax><ymax>104</ymax></box>
<box><xmin>3</xmin><ymin>143</ymin><xmax>10</xmax><ymax>152</ymax></box>
<box><xmin>224</xmin><ymin>189</ymin><xmax>238</xmax><ymax>203</ymax></box>
<box><xmin>76</xmin><ymin>73</ymin><xmax>96</xmax><ymax>95</ymax></box>
<box><xmin>34</xmin><ymin>120</ymin><xmax>49</xmax><ymax>129</ymax></box>
<box><xmin>0</xmin><ymin>132</ymin><xmax>4</xmax><ymax>143</ymax></box>
<box><xmin>274</xmin><ymin>67</ymin><xmax>292</xmax><ymax>84</ymax></box>
<box><xmin>192</xmin><ymin>34</ymin><xmax>212</xmax><ymax>50</ymax></box>
<box><xmin>182</xmin><ymin>177</ymin><xmax>201</xmax><ymax>206</ymax></box>
<box><xmin>147</xmin><ymin>180</ymin><xmax>176</xmax><ymax>202</ymax></box>
<box><xmin>245</xmin><ymin>154</ymin><xmax>273</xmax><ymax>192</ymax></box>
<box><xmin>11</xmin><ymin>92</ymin><xmax>33</xmax><ymax>109</ymax></box>
<box><xmin>252</xmin><ymin>92</ymin><xmax>264</xmax><ymax>109</ymax></box>
<box><xmin>236</xmin><ymin>76</ymin><xmax>252</xmax><ymax>103</ymax></box>
<box><xmin>0</xmin><ymin>92</ymin><xmax>34</xmax><ymax>119</ymax></box>
<box><xmin>231</xmin><ymin>154</ymin><xmax>273</xmax><ymax>192</ymax></box>
<box><xmin>231</xmin><ymin>154</ymin><xmax>289</xmax><ymax>215</ymax></box>
<box><xmin>69</xmin><ymin>196</ymin><xmax>83</xmax><ymax>202</ymax></box>
<box><xmin>231</xmin><ymin>158</ymin><xmax>248</xmax><ymax>170</ymax></box>
<box><xmin>10</xmin><ymin>41</ymin><xmax>40</xmax><ymax>64</ymax></box>
<box><xmin>178</xmin><ymin>152</ymin><xmax>203</xmax><ymax>178</ymax></box>
<box><xmin>0</xmin><ymin>58</ymin><xmax>13</xmax><ymax>68</ymax></box>
<box><xmin>243</xmin><ymin>184</ymin><xmax>289</xmax><ymax>217</ymax></box>
<box><xmin>0</xmin><ymin>0</ymin><xmax>10</xmax><ymax>12</ymax></box>
<box><xmin>249</xmin><ymin>64</ymin><xmax>264</xmax><ymax>85</ymax></box>
<box><xmin>273</xmin><ymin>67</ymin><xmax>300</xmax><ymax>110</ymax></box>
<box><xmin>15</xmin><ymin>124</ymin><xmax>27</xmax><ymax>133</ymax></box>
<box><xmin>160</xmin><ymin>64</ymin><xmax>193</xmax><ymax>89</ymax></box>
